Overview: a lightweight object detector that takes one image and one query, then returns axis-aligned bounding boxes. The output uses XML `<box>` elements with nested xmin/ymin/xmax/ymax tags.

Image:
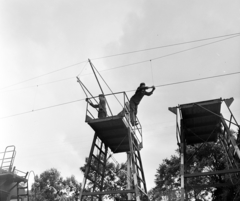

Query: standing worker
<box><xmin>86</xmin><ymin>94</ymin><xmax>107</xmax><ymax>119</ymax></box>
<box><xmin>130</xmin><ymin>83</ymin><xmax>155</xmax><ymax>126</ymax></box>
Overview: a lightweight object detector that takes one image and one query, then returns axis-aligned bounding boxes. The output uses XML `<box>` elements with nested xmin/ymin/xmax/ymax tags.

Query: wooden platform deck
<box><xmin>86</xmin><ymin>115</ymin><xmax>138</xmax><ymax>153</ymax></box>
<box><xmin>179</xmin><ymin>98</ymin><xmax>222</xmax><ymax>144</ymax></box>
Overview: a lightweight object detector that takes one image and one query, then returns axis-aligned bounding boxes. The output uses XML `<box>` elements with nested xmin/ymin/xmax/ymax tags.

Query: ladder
<box><xmin>0</xmin><ymin>145</ymin><xmax>16</xmax><ymax>172</ymax></box>
<box><xmin>80</xmin><ymin>124</ymin><xmax>148</xmax><ymax>201</ymax></box>
<box><xmin>17</xmin><ymin>171</ymin><xmax>29</xmax><ymax>201</ymax></box>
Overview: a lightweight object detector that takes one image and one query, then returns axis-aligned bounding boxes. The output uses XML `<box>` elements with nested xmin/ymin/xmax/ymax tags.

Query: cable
<box><xmin>85</xmin><ymin>35</ymin><xmax>240</xmax><ymax>75</ymax></box>
<box><xmin>125</xmin><ymin>71</ymin><xmax>240</xmax><ymax>93</ymax></box>
<box><xmin>0</xmin><ymin>71</ymin><xmax>239</xmax><ymax>120</ymax></box>
<box><xmin>92</xmin><ymin>63</ymin><xmax>123</xmax><ymax>108</ymax></box>
<box><xmin>1</xmin><ymin>33</ymin><xmax>239</xmax><ymax>90</ymax></box>
<box><xmin>0</xmin><ymin>61</ymin><xmax>87</xmax><ymax>91</ymax></box>
<box><xmin>0</xmin><ymin>77</ymin><xmax>75</xmax><ymax>94</ymax></box>
<box><xmin>150</xmin><ymin>60</ymin><xmax>154</xmax><ymax>85</ymax></box>
<box><xmin>77</xmin><ymin>61</ymin><xmax>89</xmax><ymax>77</ymax></box>
<box><xmin>90</xmin><ymin>32</ymin><xmax>240</xmax><ymax>60</ymax></box>
<box><xmin>3</xmin><ymin>34</ymin><xmax>239</xmax><ymax>96</ymax></box>
<box><xmin>0</xmin><ymin>98</ymin><xmax>85</xmax><ymax>119</ymax></box>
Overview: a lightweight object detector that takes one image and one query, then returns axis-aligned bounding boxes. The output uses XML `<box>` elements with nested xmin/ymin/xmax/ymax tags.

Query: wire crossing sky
<box><xmin>1</xmin><ymin>71</ymin><xmax>239</xmax><ymax>120</ymax></box>
<box><xmin>1</xmin><ymin>33</ymin><xmax>239</xmax><ymax>91</ymax></box>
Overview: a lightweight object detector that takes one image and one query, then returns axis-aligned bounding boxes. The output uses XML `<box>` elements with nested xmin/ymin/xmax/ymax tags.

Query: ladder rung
<box><xmin>18</xmin><ymin>194</ymin><xmax>28</xmax><ymax>197</ymax></box>
<box><xmin>18</xmin><ymin>186</ymin><xmax>28</xmax><ymax>189</ymax></box>
<box><xmin>89</xmin><ymin>165</ymin><xmax>104</xmax><ymax>177</ymax></box>
<box><xmin>137</xmin><ymin>175</ymin><xmax>144</xmax><ymax>183</ymax></box>
<box><xmin>137</xmin><ymin>186</ymin><xmax>147</xmax><ymax>195</ymax></box>
<box><xmin>2</xmin><ymin>157</ymin><xmax>13</xmax><ymax>160</ymax></box>
<box><xmin>92</xmin><ymin>155</ymin><xmax>105</xmax><ymax>166</ymax></box>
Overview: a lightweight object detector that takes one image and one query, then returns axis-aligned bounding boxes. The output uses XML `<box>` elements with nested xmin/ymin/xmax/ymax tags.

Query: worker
<box><xmin>130</xmin><ymin>83</ymin><xmax>155</xmax><ymax>126</ymax></box>
<box><xmin>86</xmin><ymin>94</ymin><xmax>107</xmax><ymax>119</ymax></box>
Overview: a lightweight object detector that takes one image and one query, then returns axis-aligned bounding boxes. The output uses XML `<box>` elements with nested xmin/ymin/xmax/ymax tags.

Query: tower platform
<box><xmin>169</xmin><ymin>97</ymin><xmax>240</xmax><ymax>201</ymax></box>
<box><xmin>177</xmin><ymin>98</ymin><xmax>222</xmax><ymax>144</ymax></box>
<box><xmin>0</xmin><ymin>146</ymin><xmax>29</xmax><ymax>201</ymax></box>
<box><xmin>80</xmin><ymin>92</ymin><xmax>147</xmax><ymax>201</ymax></box>
<box><xmin>86</xmin><ymin>115</ymin><xmax>139</xmax><ymax>153</ymax></box>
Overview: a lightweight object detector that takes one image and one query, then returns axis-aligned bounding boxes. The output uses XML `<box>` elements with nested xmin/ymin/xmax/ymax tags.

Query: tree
<box><xmin>150</xmin><ymin>138</ymin><xmax>240</xmax><ymax>201</ymax></box>
<box><xmin>30</xmin><ymin>168</ymin><xmax>81</xmax><ymax>201</ymax></box>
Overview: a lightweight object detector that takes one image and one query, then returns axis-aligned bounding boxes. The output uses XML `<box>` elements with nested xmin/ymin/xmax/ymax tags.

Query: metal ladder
<box><xmin>80</xmin><ymin>129</ymin><xmax>148</xmax><ymax>201</ymax></box>
<box><xmin>0</xmin><ymin>145</ymin><xmax>16</xmax><ymax>172</ymax></box>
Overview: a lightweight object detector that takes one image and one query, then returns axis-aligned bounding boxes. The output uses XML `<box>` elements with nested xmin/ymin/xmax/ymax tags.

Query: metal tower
<box><xmin>0</xmin><ymin>145</ymin><xmax>29</xmax><ymax>201</ymax></box>
<box><xmin>79</xmin><ymin>92</ymin><xmax>148</xmax><ymax>201</ymax></box>
<box><xmin>169</xmin><ymin>98</ymin><xmax>240</xmax><ymax>201</ymax></box>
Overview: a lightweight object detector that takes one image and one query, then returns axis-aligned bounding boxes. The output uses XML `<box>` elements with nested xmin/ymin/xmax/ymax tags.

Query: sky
<box><xmin>0</xmin><ymin>0</ymin><xmax>240</xmax><ymax>192</ymax></box>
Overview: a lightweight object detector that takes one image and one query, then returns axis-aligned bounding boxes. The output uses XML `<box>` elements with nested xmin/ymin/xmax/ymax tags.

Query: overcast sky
<box><xmin>1</xmin><ymin>0</ymin><xmax>240</xmax><ymax>191</ymax></box>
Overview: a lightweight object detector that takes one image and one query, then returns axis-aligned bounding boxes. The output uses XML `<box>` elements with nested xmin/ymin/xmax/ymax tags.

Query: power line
<box><xmin>1</xmin><ymin>33</ymin><xmax>239</xmax><ymax>90</ymax></box>
<box><xmin>1</xmin><ymin>71</ymin><xmax>239</xmax><ymax>120</ymax></box>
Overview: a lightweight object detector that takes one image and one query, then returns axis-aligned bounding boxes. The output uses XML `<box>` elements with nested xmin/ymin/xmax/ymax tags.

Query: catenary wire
<box><xmin>92</xmin><ymin>63</ymin><xmax>123</xmax><ymax>108</ymax></box>
<box><xmin>0</xmin><ymin>77</ymin><xmax>75</xmax><ymax>94</ymax></box>
<box><xmin>85</xmin><ymin>35</ymin><xmax>240</xmax><ymax>74</ymax></box>
<box><xmin>125</xmin><ymin>71</ymin><xmax>240</xmax><ymax>93</ymax></box>
<box><xmin>90</xmin><ymin>32</ymin><xmax>240</xmax><ymax>60</ymax></box>
<box><xmin>3</xmin><ymin>33</ymin><xmax>237</xmax><ymax>95</ymax></box>
<box><xmin>0</xmin><ymin>61</ymin><xmax>87</xmax><ymax>91</ymax></box>
<box><xmin>1</xmin><ymin>33</ymin><xmax>239</xmax><ymax>91</ymax></box>
<box><xmin>0</xmin><ymin>98</ymin><xmax>85</xmax><ymax>119</ymax></box>
<box><xmin>0</xmin><ymin>71</ymin><xmax>239</xmax><ymax>120</ymax></box>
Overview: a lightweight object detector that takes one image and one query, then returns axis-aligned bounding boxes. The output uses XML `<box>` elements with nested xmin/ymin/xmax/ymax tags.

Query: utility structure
<box><xmin>78</xmin><ymin>59</ymin><xmax>148</xmax><ymax>201</ymax></box>
<box><xmin>0</xmin><ymin>145</ymin><xmax>29</xmax><ymax>201</ymax></box>
<box><xmin>169</xmin><ymin>98</ymin><xmax>240</xmax><ymax>201</ymax></box>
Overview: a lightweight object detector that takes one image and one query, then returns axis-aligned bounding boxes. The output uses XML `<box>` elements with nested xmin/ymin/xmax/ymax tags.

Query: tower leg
<box><xmin>81</xmin><ymin>127</ymin><xmax>148</xmax><ymax>200</ymax></box>
<box><xmin>80</xmin><ymin>134</ymin><xmax>98</xmax><ymax>201</ymax></box>
<box><xmin>127</xmin><ymin>152</ymin><xmax>132</xmax><ymax>200</ymax></box>
<box><xmin>180</xmin><ymin>141</ymin><xmax>185</xmax><ymax>201</ymax></box>
<box><xmin>128</xmin><ymin>128</ymin><xmax>148</xmax><ymax>201</ymax></box>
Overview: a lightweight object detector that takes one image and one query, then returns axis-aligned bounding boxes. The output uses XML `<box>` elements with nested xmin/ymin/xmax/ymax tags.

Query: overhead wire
<box><xmin>86</xmin><ymin>34</ymin><xmax>240</xmax><ymax>75</ymax></box>
<box><xmin>2</xmin><ymin>32</ymin><xmax>238</xmax><ymax>96</ymax></box>
<box><xmin>1</xmin><ymin>33</ymin><xmax>239</xmax><ymax>98</ymax></box>
<box><xmin>0</xmin><ymin>77</ymin><xmax>75</xmax><ymax>94</ymax></box>
<box><xmin>0</xmin><ymin>61</ymin><xmax>87</xmax><ymax>91</ymax></box>
<box><xmin>88</xmin><ymin>59</ymin><xmax>114</xmax><ymax>116</ymax></box>
<box><xmin>125</xmin><ymin>71</ymin><xmax>240</xmax><ymax>93</ymax></box>
<box><xmin>1</xmin><ymin>33</ymin><xmax>239</xmax><ymax>91</ymax></box>
<box><xmin>90</xmin><ymin>32</ymin><xmax>240</xmax><ymax>60</ymax></box>
<box><xmin>92</xmin><ymin>63</ymin><xmax>123</xmax><ymax>108</ymax></box>
<box><xmin>77</xmin><ymin>61</ymin><xmax>89</xmax><ymax>77</ymax></box>
<box><xmin>32</xmin><ymin>84</ymin><xmax>38</xmax><ymax>111</ymax></box>
<box><xmin>0</xmin><ymin>71</ymin><xmax>239</xmax><ymax>120</ymax></box>
<box><xmin>0</xmin><ymin>98</ymin><xmax>85</xmax><ymax>119</ymax></box>
<box><xmin>150</xmin><ymin>60</ymin><xmax>155</xmax><ymax>85</ymax></box>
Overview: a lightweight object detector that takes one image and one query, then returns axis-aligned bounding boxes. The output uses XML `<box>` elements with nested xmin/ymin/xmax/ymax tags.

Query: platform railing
<box><xmin>222</xmin><ymin>100</ymin><xmax>240</xmax><ymax>138</ymax></box>
<box><xmin>0</xmin><ymin>145</ymin><xmax>16</xmax><ymax>172</ymax></box>
<box><xmin>85</xmin><ymin>91</ymin><xmax>143</xmax><ymax>147</ymax></box>
<box><xmin>219</xmin><ymin>100</ymin><xmax>240</xmax><ymax>162</ymax></box>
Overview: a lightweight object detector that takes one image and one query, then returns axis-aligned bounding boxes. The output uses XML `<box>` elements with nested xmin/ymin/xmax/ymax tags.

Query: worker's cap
<box><xmin>140</xmin><ymin>82</ymin><xmax>145</xmax><ymax>86</ymax></box>
<box><xmin>99</xmin><ymin>94</ymin><xmax>104</xmax><ymax>97</ymax></box>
